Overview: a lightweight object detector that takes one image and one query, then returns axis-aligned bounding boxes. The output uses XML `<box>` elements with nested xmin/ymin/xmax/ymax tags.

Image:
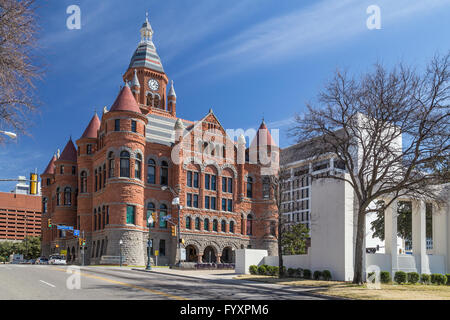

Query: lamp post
<box><xmin>119</xmin><ymin>240</ymin><xmax>123</xmax><ymax>267</ymax></box>
<box><xmin>161</xmin><ymin>185</ymin><xmax>182</xmax><ymax>266</ymax></box>
<box><xmin>146</xmin><ymin>214</ymin><xmax>154</xmax><ymax>271</ymax></box>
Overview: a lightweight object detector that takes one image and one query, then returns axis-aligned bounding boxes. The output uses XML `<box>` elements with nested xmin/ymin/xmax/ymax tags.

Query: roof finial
<box><xmin>146</xmin><ymin>11</ymin><xmax>149</xmax><ymax>22</ymax></box>
<box><xmin>140</xmin><ymin>11</ymin><xmax>153</xmax><ymax>42</ymax></box>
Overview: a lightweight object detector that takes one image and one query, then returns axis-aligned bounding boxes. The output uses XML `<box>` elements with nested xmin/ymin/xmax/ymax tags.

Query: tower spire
<box><xmin>140</xmin><ymin>12</ymin><xmax>153</xmax><ymax>43</ymax></box>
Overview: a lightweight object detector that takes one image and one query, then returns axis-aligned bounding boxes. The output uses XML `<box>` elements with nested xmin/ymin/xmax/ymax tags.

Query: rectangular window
<box><xmin>222</xmin><ymin>198</ymin><xmax>227</xmax><ymax>211</ymax></box>
<box><xmin>187</xmin><ymin>171</ymin><xmax>192</xmax><ymax>187</ymax></box>
<box><xmin>159</xmin><ymin>211</ymin><xmax>167</xmax><ymax>229</ymax></box>
<box><xmin>115</xmin><ymin>119</ymin><xmax>120</xmax><ymax>131</ymax></box>
<box><xmin>131</xmin><ymin>120</ymin><xmax>137</xmax><ymax>133</ymax></box>
<box><xmin>187</xmin><ymin>193</ymin><xmax>192</xmax><ymax>207</ymax></box>
<box><xmin>211</xmin><ymin>175</ymin><xmax>216</xmax><ymax>191</ymax></box>
<box><xmin>193</xmin><ymin>194</ymin><xmax>199</xmax><ymax>208</ymax></box>
<box><xmin>227</xmin><ymin>199</ymin><xmax>233</xmax><ymax>212</ymax></box>
<box><xmin>205</xmin><ymin>196</ymin><xmax>210</xmax><ymax>209</ymax></box>
<box><xmin>193</xmin><ymin>172</ymin><xmax>199</xmax><ymax>188</ymax></box>
<box><xmin>87</xmin><ymin>144</ymin><xmax>92</xmax><ymax>154</ymax></box>
<box><xmin>228</xmin><ymin>178</ymin><xmax>233</xmax><ymax>193</ymax></box>
<box><xmin>211</xmin><ymin>197</ymin><xmax>216</xmax><ymax>210</ymax></box>
<box><xmin>205</xmin><ymin>174</ymin><xmax>210</xmax><ymax>190</ymax></box>
<box><xmin>72</xmin><ymin>166</ymin><xmax>76</xmax><ymax>175</ymax></box>
<box><xmin>126</xmin><ymin>205</ymin><xmax>135</xmax><ymax>225</ymax></box>
<box><xmin>222</xmin><ymin>177</ymin><xmax>227</xmax><ymax>192</ymax></box>
<box><xmin>60</xmin><ymin>165</ymin><xmax>64</xmax><ymax>174</ymax></box>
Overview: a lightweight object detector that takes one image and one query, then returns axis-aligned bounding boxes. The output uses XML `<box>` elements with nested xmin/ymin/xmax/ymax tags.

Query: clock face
<box><xmin>148</xmin><ymin>79</ymin><xmax>159</xmax><ymax>91</ymax></box>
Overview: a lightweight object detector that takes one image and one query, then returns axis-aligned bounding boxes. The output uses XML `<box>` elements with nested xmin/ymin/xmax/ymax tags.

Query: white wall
<box><xmin>235</xmin><ymin>249</ymin><xmax>268</xmax><ymax>274</ymax></box>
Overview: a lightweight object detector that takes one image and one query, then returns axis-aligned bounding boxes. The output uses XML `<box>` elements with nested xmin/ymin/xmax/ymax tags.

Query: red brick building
<box><xmin>0</xmin><ymin>192</ymin><xmax>41</xmax><ymax>241</ymax></box>
<box><xmin>40</xmin><ymin>16</ymin><xmax>279</xmax><ymax>265</ymax></box>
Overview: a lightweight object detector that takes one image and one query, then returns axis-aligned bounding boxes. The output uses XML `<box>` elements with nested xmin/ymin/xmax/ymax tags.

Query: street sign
<box><xmin>74</xmin><ymin>230</ymin><xmax>80</xmax><ymax>236</ymax></box>
<box><xmin>57</xmin><ymin>225</ymin><xmax>73</xmax><ymax>231</ymax></box>
<box><xmin>147</xmin><ymin>217</ymin><xmax>154</xmax><ymax>225</ymax></box>
<box><xmin>60</xmin><ymin>250</ymin><xmax>67</xmax><ymax>256</ymax></box>
<box><xmin>155</xmin><ymin>250</ymin><xmax>159</xmax><ymax>256</ymax></box>
<box><xmin>147</xmin><ymin>240</ymin><xmax>153</xmax><ymax>247</ymax></box>
<box><xmin>162</xmin><ymin>215</ymin><xmax>171</xmax><ymax>221</ymax></box>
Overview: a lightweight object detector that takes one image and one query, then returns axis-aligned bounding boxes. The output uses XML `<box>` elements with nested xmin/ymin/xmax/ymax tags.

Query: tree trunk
<box><xmin>353</xmin><ymin>209</ymin><xmax>366</xmax><ymax>284</ymax></box>
<box><xmin>278</xmin><ymin>213</ymin><xmax>284</xmax><ymax>278</ymax></box>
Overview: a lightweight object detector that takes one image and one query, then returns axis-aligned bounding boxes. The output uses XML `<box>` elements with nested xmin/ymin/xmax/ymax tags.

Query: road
<box><xmin>0</xmin><ymin>264</ymin><xmax>329</xmax><ymax>300</ymax></box>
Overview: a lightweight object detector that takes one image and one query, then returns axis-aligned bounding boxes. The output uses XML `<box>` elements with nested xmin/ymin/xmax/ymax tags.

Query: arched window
<box><xmin>160</xmin><ymin>161</ymin><xmax>168</xmax><ymax>186</ymax></box>
<box><xmin>213</xmin><ymin>219</ymin><xmax>218</xmax><ymax>232</ymax></box>
<box><xmin>221</xmin><ymin>220</ymin><xmax>226</xmax><ymax>232</ymax></box>
<box><xmin>146</xmin><ymin>93</ymin><xmax>153</xmax><ymax>107</ymax></box>
<box><xmin>102</xmin><ymin>206</ymin><xmax>106</xmax><ymax>228</ymax></box>
<box><xmin>135</xmin><ymin>154</ymin><xmax>142</xmax><ymax>180</ymax></box>
<box><xmin>42</xmin><ymin>197</ymin><xmax>48</xmax><ymax>213</ymax></box>
<box><xmin>64</xmin><ymin>187</ymin><xmax>71</xmax><ymax>205</ymax></box>
<box><xmin>80</xmin><ymin>171</ymin><xmax>87</xmax><ymax>193</ymax></box>
<box><xmin>246</xmin><ymin>177</ymin><xmax>253</xmax><ymax>198</ymax></box>
<box><xmin>159</xmin><ymin>204</ymin><xmax>167</xmax><ymax>229</ymax></box>
<box><xmin>94</xmin><ymin>209</ymin><xmax>97</xmax><ymax>230</ymax></box>
<box><xmin>56</xmin><ymin>187</ymin><xmax>60</xmax><ymax>206</ymax></box>
<box><xmin>230</xmin><ymin>221</ymin><xmax>235</xmax><ymax>233</ymax></box>
<box><xmin>154</xmin><ymin>95</ymin><xmax>160</xmax><ymax>108</ymax></box>
<box><xmin>147</xmin><ymin>202</ymin><xmax>155</xmax><ymax>227</ymax></box>
<box><xmin>204</xmin><ymin>218</ymin><xmax>210</xmax><ymax>231</ymax></box>
<box><xmin>186</xmin><ymin>216</ymin><xmax>191</xmax><ymax>229</ymax></box>
<box><xmin>195</xmin><ymin>217</ymin><xmax>200</xmax><ymax>230</ymax></box>
<box><xmin>120</xmin><ymin>151</ymin><xmax>130</xmax><ymax>177</ymax></box>
<box><xmin>108</xmin><ymin>152</ymin><xmax>115</xmax><ymax>178</ymax></box>
<box><xmin>98</xmin><ymin>167</ymin><xmax>102</xmax><ymax>190</ymax></box>
<box><xmin>246</xmin><ymin>214</ymin><xmax>253</xmax><ymax>235</ymax></box>
<box><xmin>147</xmin><ymin>159</ymin><xmax>156</xmax><ymax>184</ymax></box>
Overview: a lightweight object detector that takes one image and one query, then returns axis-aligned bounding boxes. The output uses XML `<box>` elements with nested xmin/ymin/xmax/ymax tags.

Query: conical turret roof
<box><xmin>81</xmin><ymin>113</ymin><xmax>101</xmax><ymax>139</ymax></box>
<box><xmin>250</xmin><ymin>120</ymin><xmax>277</xmax><ymax>149</ymax></box>
<box><xmin>42</xmin><ymin>154</ymin><xmax>57</xmax><ymax>175</ymax></box>
<box><xmin>110</xmin><ymin>85</ymin><xmax>142</xmax><ymax>114</ymax></box>
<box><xmin>59</xmin><ymin>139</ymin><xmax>77</xmax><ymax>162</ymax></box>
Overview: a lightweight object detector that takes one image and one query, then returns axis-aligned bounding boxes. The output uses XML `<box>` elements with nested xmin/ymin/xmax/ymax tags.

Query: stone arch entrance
<box><xmin>185</xmin><ymin>245</ymin><xmax>198</xmax><ymax>262</ymax></box>
<box><xmin>203</xmin><ymin>246</ymin><xmax>216</xmax><ymax>263</ymax></box>
<box><xmin>221</xmin><ymin>247</ymin><xmax>233</xmax><ymax>263</ymax></box>
<box><xmin>71</xmin><ymin>247</ymin><xmax>76</xmax><ymax>262</ymax></box>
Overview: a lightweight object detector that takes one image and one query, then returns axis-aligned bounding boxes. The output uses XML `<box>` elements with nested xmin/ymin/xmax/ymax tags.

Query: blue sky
<box><xmin>0</xmin><ymin>0</ymin><xmax>449</xmax><ymax>192</ymax></box>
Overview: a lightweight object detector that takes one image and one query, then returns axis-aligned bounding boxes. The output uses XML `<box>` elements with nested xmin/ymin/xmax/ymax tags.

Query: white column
<box><xmin>412</xmin><ymin>200</ymin><xmax>429</xmax><ymax>274</ymax></box>
<box><xmin>433</xmin><ymin>202</ymin><xmax>447</xmax><ymax>257</ymax></box>
<box><xmin>384</xmin><ymin>199</ymin><xmax>398</xmax><ymax>274</ymax></box>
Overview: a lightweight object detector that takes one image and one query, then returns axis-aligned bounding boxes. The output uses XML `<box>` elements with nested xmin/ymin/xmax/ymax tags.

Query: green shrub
<box><xmin>394</xmin><ymin>271</ymin><xmax>407</xmax><ymax>284</ymax></box>
<box><xmin>295</xmin><ymin>268</ymin><xmax>303</xmax><ymax>278</ymax></box>
<box><xmin>421</xmin><ymin>274</ymin><xmax>431</xmax><ymax>284</ymax></box>
<box><xmin>446</xmin><ymin>274</ymin><xmax>450</xmax><ymax>285</ymax></box>
<box><xmin>322</xmin><ymin>270</ymin><xmax>332</xmax><ymax>281</ymax></box>
<box><xmin>431</xmin><ymin>274</ymin><xmax>447</xmax><ymax>285</ymax></box>
<box><xmin>257</xmin><ymin>264</ymin><xmax>268</xmax><ymax>275</ymax></box>
<box><xmin>303</xmin><ymin>269</ymin><xmax>312</xmax><ymax>279</ymax></box>
<box><xmin>267</xmin><ymin>266</ymin><xmax>279</xmax><ymax>276</ymax></box>
<box><xmin>287</xmin><ymin>268</ymin><xmax>296</xmax><ymax>277</ymax></box>
<box><xmin>313</xmin><ymin>270</ymin><xmax>322</xmax><ymax>280</ymax></box>
<box><xmin>249</xmin><ymin>265</ymin><xmax>258</xmax><ymax>275</ymax></box>
<box><xmin>380</xmin><ymin>271</ymin><xmax>391</xmax><ymax>283</ymax></box>
<box><xmin>407</xmin><ymin>272</ymin><xmax>420</xmax><ymax>284</ymax></box>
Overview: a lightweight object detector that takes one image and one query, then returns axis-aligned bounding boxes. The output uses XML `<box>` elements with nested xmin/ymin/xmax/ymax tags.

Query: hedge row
<box><xmin>368</xmin><ymin>271</ymin><xmax>450</xmax><ymax>285</ymax></box>
<box><xmin>249</xmin><ymin>265</ymin><xmax>332</xmax><ymax>280</ymax></box>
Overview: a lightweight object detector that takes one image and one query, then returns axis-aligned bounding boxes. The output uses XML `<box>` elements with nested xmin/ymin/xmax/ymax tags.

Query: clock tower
<box><xmin>123</xmin><ymin>14</ymin><xmax>175</xmax><ymax>117</ymax></box>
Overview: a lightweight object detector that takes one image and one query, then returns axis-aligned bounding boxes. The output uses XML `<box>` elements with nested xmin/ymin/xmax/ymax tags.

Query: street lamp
<box><xmin>0</xmin><ymin>130</ymin><xmax>17</xmax><ymax>139</ymax></box>
<box><xmin>146</xmin><ymin>214</ymin><xmax>154</xmax><ymax>271</ymax></box>
<box><xmin>161</xmin><ymin>185</ymin><xmax>183</xmax><ymax>266</ymax></box>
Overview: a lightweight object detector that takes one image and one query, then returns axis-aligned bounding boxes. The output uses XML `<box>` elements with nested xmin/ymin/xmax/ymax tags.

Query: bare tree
<box><xmin>0</xmin><ymin>0</ymin><xmax>41</xmax><ymax>142</ymax></box>
<box><xmin>290</xmin><ymin>53</ymin><xmax>450</xmax><ymax>284</ymax></box>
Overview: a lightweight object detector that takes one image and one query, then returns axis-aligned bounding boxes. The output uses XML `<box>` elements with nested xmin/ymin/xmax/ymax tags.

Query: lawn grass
<box><xmin>235</xmin><ymin>275</ymin><xmax>450</xmax><ymax>300</ymax></box>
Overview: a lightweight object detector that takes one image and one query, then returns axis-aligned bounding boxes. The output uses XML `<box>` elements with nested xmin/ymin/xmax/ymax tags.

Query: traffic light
<box><xmin>48</xmin><ymin>219</ymin><xmax>52</xmax><ymax>227</ymax></box>
<box><xmin>78</xmin><ymin>238</ymin><xmax>82</xmax><ymax>246</ymax></box>
<box><xmin>151</xmin><ymin>212</ymin><xmax>157</xmax><ymax>221</ymax></box>
<box><xmin>82</xmin><ymin>239</ymin><xmax>86</xmax><ymax>246</ymax></box>
<box><xmin>179</xmin><ymin>238</ymin><xmax>185</xmax><ymax>244</ymax></box>
<box><xmin>171</xmin><ymin>226</ymin><xmax>176</xmax><ymax>237</ymax></box>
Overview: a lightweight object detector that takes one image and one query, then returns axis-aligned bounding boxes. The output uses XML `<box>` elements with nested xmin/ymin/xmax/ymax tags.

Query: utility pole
<box><xmin>82</xmin><ymin>230</ymin><xmax>85</xmax><ymax>266</ymax></box>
